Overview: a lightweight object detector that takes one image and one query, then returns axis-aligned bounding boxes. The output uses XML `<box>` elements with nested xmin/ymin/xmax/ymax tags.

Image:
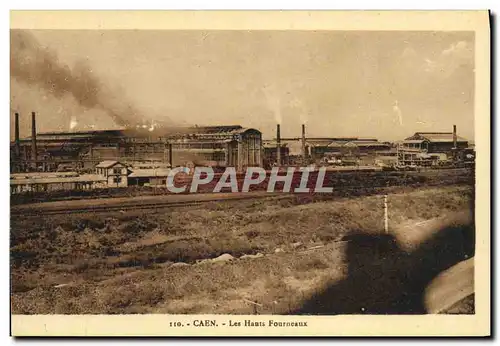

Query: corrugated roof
<box><xmin>398</xmin><ymin>147</ymin><xmax>423</xmax><ymax>152</ymax></box>
<box><xmin>11</xmin><ymin>172</ymin><xmax>79</xmax><ymax>179</ymax></box>
<box><xmin>166</xmin><ymin>126</ymin><xmax>261</xmax><ymax>140</ymax></box>
<box><xmin>10</xmin><ymin>174</ymin><xmax>107</xmax><ymax>185</ymax></box>
<box><xmin>128</xmin><ymin>169</ymin><xmax>172</xmax><ymax>178</ymax></box>
<box><xmin>305</xmin><ymin>140</ymin><xmax>334</xmax><ymax>147</ymax></box>
<box><xmin>343</xmin><ymin>142</ymin><xmax>358</xmax><ymax>147</ymax></box>
<box><xmin>130</xmin><ymin>163</ymin><xmax>171</xmax><ymax>169</ymax></box>
<box><xmin>307</xmin><ymin>139</ymin><xmax>384</xmax><ymax>148</ymax></box>
<box><xmin>189</xmin><ymin>125</ymin><xmax>243</xmax><ymax>134</ymax></box>
<box><xmin>407</xmin><ymin>132</ymin><xmax>468</xmax><ymax>142</ymax></box>
<box><xmin>37</xmin><ymin>129</ymin><xmax>126</xmax><ymax>136</ymax></box>
<box><xmin>188</xmin><ymin>127</ymin><xmax>259</xmax><ymax>136</ymax></box>
<box><xmin>95</xmin><ymin>160</ymin><xmax>121</xmax><ymax>168</ymax></box>
<box><xmin>356</xmin><ymin>142</ymin><xmax>389</xmax><ymax>147</ymax></box>
<box><xmin>326</xmin><ymin>141</ymin><xmax>344</xmax><ymax>148</ymax></box>
<box><xmin>376</xmin><ymin>150</ymin><xmax>397</xmax><ymax>155</ymax></box>
<box><xmin>174</xmin><ymin>148</ymin><xmax>225</xmax><ymax>153</ymax></box>
<box><xmin>262</xmin><ymin>140</ymin><xmax>288</xmax><ymax>148</ymax></box>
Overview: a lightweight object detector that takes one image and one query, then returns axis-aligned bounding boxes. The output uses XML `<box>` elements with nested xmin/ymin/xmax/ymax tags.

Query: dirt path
<box><xmin>11</xmin><ymin>190</ymin><xmax>281</xmax><ymax>213</ymax></box>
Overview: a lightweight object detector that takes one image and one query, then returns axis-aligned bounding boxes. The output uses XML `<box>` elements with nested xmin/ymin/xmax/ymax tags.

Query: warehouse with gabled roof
<box><xmin>403</xmin><ymin>131</ymin><xmax>469</xmax><ymax>153</ymax></box>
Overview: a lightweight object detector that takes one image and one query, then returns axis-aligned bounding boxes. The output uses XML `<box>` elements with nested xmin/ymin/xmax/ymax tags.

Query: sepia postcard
<box><xmin>9</xmin><ymin>10</ymin><xmax>490</xmax><ymax>337</ymax></box>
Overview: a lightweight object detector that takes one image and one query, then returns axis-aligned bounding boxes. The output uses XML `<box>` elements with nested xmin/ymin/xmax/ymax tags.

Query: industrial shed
<box><xmin>403</xmin><ymin>132</ymin><xmax>469</xmax><ymax>153</ymax></box>
<box><xmin>165</xmin><ymin>125</ymin><xmax>263</xmax><ymax>170</ymax></box>
<box><xmin>10</xmin><ymin>173</ymin><xmax>107</xmax><ymax>194</ymax></box>
<box><xmin>11</xmin><ymin>125</ymin><xmax>130</xmax><ymax>172</ymax></box>
<box><xmin>128</xmin><ymin>168</ymin><xmax>172</xmax><ymax>187</ymax></box>
<box><xmin>307</xmin><ymin>138</ymin><xmax>390</xmax><ymax>161</ymax></box>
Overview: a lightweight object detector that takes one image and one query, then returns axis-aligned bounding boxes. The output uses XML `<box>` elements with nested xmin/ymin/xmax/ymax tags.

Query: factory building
<box><xmin>403</xmin><ymin>128</ymin><xmax>469</xmax><ymax>154</ymax></box>
<box><xmin>308</xmin><ymin>138</ymin><xmax>390</xmax><ymax>159</ymax></box>
<box><xmin>398</xmin><ymin>125</ymin><xmax>473</xmax><ymax>167</ymax></box>
<box><xmin>265</xmin><ymin>123</ymin><xmax>392</xmax><ymax>167</ymax></box>
<box><xmin>163</xmin><ymin>125</ymin><xmax>263</xmax><ymax>170</ymax></box>
<box><xmin>306</xmin><ymin>138</ymin><xmax>391</xmax><ymax>165</ymax></box>
<box><xmin>10</xmin><ymin>112</ymin><xmax>263</xmax><ymax>173</ymax></box>
<box><xmin>262</xmin><ymin>140</ymin><xmax>290</xmax><ymax>167</ymax></box>
<box><xmin>10</xmin><ymin>128</ymin><xmax>129</xmax><ymax>172</ymax></box>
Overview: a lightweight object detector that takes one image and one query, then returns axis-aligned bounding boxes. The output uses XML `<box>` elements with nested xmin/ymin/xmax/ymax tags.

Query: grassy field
<box><xmin>10</xmin><ymin>185</ymin><xmax>474</xmax><ymax>314</ymax></box>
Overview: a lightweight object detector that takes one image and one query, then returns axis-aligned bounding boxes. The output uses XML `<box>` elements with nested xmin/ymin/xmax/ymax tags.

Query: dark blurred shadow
<box><xmin>292</xmin><ymin>221</ymin><xmax>475</xmax><ymax>315</ymax></box>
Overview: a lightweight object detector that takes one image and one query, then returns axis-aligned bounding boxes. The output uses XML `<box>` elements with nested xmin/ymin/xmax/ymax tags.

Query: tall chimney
<box><xmin>453</xmin><ymin>124</ymin><xmax>457</xmax><ymax>149</ymax></box>
<box><xmin>168</xmin><ymin>142</ymin><xmax>173</xmax><ymax>167</ymax></box>
<box><xmin>14</xmin><ymin>112</ymin><xmax>20</xmax><ymax>158</ymax></box>
<box><xmin>31</xmin><ymin>111</ymin><xmax>37</xmax><ymax>166</ymax></box>
<box><xmin>301</xmin><ymin>123</ymin><xmax>307</xmax><ymax>164</ymax></box>
<box><xmin>276</xmin><ymin>124</ymin><xmax>281</xmax><ymax>166</ymax></box>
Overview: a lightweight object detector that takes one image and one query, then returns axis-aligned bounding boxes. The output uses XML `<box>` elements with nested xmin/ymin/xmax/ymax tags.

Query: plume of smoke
<box><xmin>290</xmin><ymin>98</ymin><xmax>308</xmax><ymax>124</ymax></box>
<box><xmin>262</xmin><ymin>83</ymin><xmax>282</xmax><ymax>124</ymax></box>
<box><xmin>392</xmin><ymin>100</ymin><xmax>403</xmax><ymax>126</ymax></box>
<box><xmin>69</xmin><ymin>115</ymin><xmax>78</xmax><ymax>130</ymax></box>
<box><xmin>10</xmin><ymin>30</ymin><xmax>142</xmax><ymax>128</ymax></box>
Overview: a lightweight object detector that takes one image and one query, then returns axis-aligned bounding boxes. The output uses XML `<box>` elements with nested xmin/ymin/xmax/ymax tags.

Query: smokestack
<box><xmin>31</xmin><ymin>111</ymin><xmax>37</xmax><ymax>166</ymax></box>
<box><xmin>168</xmin><ymin>143</ymin><xmax>173</xmax><ymax>167</ymax></box>
<box><xmin>276</xmin><ymin>124</ymin><xmax>281</xmax><ymax>166</ymax></box>
<box><xmin>301</xmin><ymin>123</ymin><xmax>306</xmax><ymax>164</ymax></box>
<box><xmin>14</xmin><ymin>112</ymin><xmax>20</xmax><ymax>158</ymax></box>
<box><xmin>453</xmin><ymin>125</ymin><xmax>457</xmax><ymax>149</ymax></box>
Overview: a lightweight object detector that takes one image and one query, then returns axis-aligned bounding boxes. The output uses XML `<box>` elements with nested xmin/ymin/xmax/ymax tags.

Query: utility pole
<box><xmin>384</xmin><ymin>194</ymin><xmax>389</xmax><ymax>234</ymax></box>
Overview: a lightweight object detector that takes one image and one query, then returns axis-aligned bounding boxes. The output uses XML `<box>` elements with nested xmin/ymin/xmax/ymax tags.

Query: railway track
<box><xmin>11</xmin><ymin>179</ymin><xmax>472</xmax><ymax>217</ymax></box>
<box><xmin>10</xmin><ymin>193</ymin><xmax>287</xmax><ymax>216</ymax></box>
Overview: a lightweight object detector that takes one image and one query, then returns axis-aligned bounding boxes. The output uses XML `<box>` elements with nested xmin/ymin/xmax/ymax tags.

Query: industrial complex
<box><xmin>9</xmin><ymin>111</ymin><xmax>475</xmax><ymax>194</ymax></box>
<box><xmin>9</xmin><ymin>23</ymin><xmax>480</xmax><ymax>321</ymax></box>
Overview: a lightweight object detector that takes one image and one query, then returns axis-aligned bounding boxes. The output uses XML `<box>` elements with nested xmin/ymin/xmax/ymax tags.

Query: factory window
<box><xmin>213</xmin><ymin>152</ymin><xmax>225</xmax><ymax>162</ymax></box>
<box><xmin>113</xmin><ymin>167</ymin><xmax>122</xmax><ymax>175</ymax></box>
<box><xmin>113</xmin><ymin>177</ymin><xmax>122</xmax><ymax>184</ymax></box>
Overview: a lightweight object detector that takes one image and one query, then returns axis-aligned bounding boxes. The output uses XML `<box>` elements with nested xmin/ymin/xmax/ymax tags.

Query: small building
<box><xmin>403</xmin><ymin>132</ymin><xmax>469</xmax><ymax>153</ymax></box>
<box><xmin>95</xmin><ymin>160</ymin><xmax>130</xmax><ymax>187</ymax></box>
<box><xmin>128</xmin><ymin>168</ymin><xmax>172</xmax><ymax>187</ymax></box>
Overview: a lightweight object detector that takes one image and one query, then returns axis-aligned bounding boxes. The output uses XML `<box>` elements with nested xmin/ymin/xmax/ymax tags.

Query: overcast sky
<box><xmin>10</xmin><ymin>30</ymin><xmax>474</xmax><ymax>141</ymax></box>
